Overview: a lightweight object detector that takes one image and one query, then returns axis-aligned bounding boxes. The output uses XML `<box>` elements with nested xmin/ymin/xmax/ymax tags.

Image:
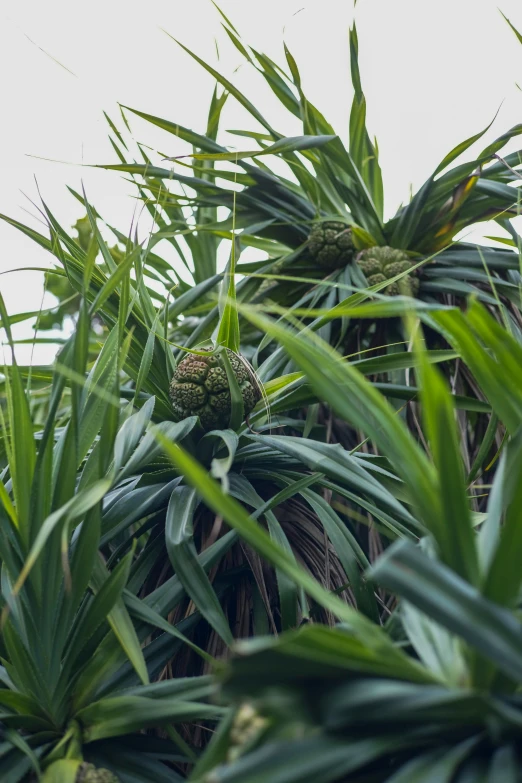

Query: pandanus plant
<box><xmin>0</xmin><ymin>185</ymin><xmax>505</xmax><ymax>691</ymax></box>
<box><xmin>0</xmin><ymin>282</ymin><xmax>229</xmax><ymax>781</ymax></box>
<box><xmin>135</xmin><ymin>250</ymin><xmax>419</xmax><ymax>676</ymax></box>
<box><xmin>68</xmin><ymin>8</ymin><xmax>522</xmax><ymax>487</ymax></box>
<box><xmin>0</xmin><ymin>10</ymin><xmax>521</xmax><ymax>781</ymax></box>
<box><xmin>0</xmin><ymin>199</ymin><xmax>422</xmax><ymax>721</ymax></box>
<box><xmin>4</xmin><ymin>7</ymin><xmax>521</xmax><ymax>458</ymax></box>
<box><xmin>161</xmin><ymin>297</ymin><xmax>522</xmax><ymax>782</ymax></box>
<box><xmin>93</xmin><ymin>13</ymin><xmax>522</xmax><ymax>373</ymax></box>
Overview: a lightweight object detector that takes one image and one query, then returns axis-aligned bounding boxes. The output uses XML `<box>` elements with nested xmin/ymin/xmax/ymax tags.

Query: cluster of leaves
<box><xmin>2</xmin><ymin>7</ymin><xmax>522</xmax><ymax>782</ymax></box>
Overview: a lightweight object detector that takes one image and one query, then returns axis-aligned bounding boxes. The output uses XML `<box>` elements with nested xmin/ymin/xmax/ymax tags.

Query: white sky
<box><xmin>1</xmin><ymin>0</ymin><xmax>522</xmax><ymax>363</ymax></box>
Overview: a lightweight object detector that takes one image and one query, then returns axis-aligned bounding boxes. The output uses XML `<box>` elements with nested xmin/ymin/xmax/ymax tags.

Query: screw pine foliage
<box><xmin>1</xmin><ymin>7</ymin><xmax>522</xmax><ymax>782</ymax></box>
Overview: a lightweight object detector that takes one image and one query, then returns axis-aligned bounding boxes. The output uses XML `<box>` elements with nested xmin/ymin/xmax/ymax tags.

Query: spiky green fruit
<box><xmin>308</xmin><ymin>221</ymin><xmax>354</xmax><ymax>270</ymax></box>
<box><xmin>77</xmin><ymin>763</ymin><xmax>119</xmax><ymax>783</ymax></box>
<box><xmin>356</xmin><ymin>246</ymin><xmax>419</xmax><ymax>296</ymax></box>
<box><xmin>169</xmin><ymin>348</ymin><xmax>261</xmax><ymax>432</ymax></box>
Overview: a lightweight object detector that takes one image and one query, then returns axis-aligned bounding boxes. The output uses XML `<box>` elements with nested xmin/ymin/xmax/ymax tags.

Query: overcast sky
<box><xmin>1</xmin><ymin>0</ymin><xmax>522</xmax><ymax>363</ymax></box>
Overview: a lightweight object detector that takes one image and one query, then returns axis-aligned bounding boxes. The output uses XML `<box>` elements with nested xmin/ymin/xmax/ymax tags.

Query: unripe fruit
<box><xmin>169</xmin><ymin>349</ymin><xmax>261</xmax><ymax>432</ymax></box>
<box><xmin>308</xmin><ymin>221</ymin><xmax>354</xmax><ymax>271</ymax></box>
<box><xmin>77</xmin><ymin>763</ymin><xmax>119</xmax><ymax>783</ymax></box>
<box><xmin>356</xmin><ymin>246</ymin><xmax>419</xmax><ymax>296</ymax></box>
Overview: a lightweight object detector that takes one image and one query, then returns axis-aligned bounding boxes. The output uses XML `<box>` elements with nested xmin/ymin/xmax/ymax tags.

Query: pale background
<box><xmin>1</xmin><ymin>0</ymin><xmax>522</xmax><ymax>363</ymax></box>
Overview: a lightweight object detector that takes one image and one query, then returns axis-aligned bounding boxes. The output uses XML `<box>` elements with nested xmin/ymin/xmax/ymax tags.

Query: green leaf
<box><xmin>487</xmin><ymin>746</ymin><xmax>520</xmax><ymax>782</ymax></box>
<box><xmin>186</xmin><ymin>135</ymin><xmax>336</xmax><ymax>162</ymax></box>
<box><xmin>117</xmin><ymin>418</ymin><xmax>198</xmax><ymax>482</ymax></box>
<box><xmin>217</xmin><ymin>249</ymin><xmax>240</xmax><ymax>353</ymax></box>
<box><xmin>240</xmin><ymin>308</ymin><xmax>441</xmax><ymax>543</ymax></box>
<box><xmin>391</xmin><ymin>175</ymin><xmax>434</xmax><ymax>249</ymax></box>
<box><xmin>3</xmin><ymin>732</ymin><xmax>41</xmax><ymax>780</ymax></box>
<box><xmin>165</xmin><ymin>486</ymin><xmax>233</xmax><ymax>646</ymax></box>
<box><xmin>426</xmin><ymin>301</ymin><xmax>522</xmax><ymax>433</ymax></box>
<box><xmin>197</xmin><ymin>734</ymin><xmax>396</xmax><ymax>783</ymax></box>
<box><xmin>77</xmin><ymin>694</ymin><xmax>224</xmax><ymax>742</ymax></box>
<box><xmin>205</xmin><ymin>430</ymin><xmax>239</xmax><ymax>484</ymax></box>
<box><xmin>166</xmin><ymin>37</ymin><xmax>279</xmax><ymax>136</ymax></box>
<box><xmin>77</xmin><ymin>326</ymin><xmax>120</xmax><ymax>465</ymax></box>
<box><xmin>62</xmin><ymin>550</ymin><xmax>134</xmax><ymax>676</ymax></box>
<box><xmin>59</xmin><ymin>505</ymin><xmax>102</xmax><ymax>640</ymax></box>
<box><xmin>134</xmin><ymin>312</ymin><xmax>161</xmax><ymax>402</ymax></box>
<box><xmin>501</xmin><ymin>10</ymin><xmax>522</xmax><ymax>44</ymax></box>
<box><xmin>11</xmin><ymin>478</ymin><xmax>113</xmax><ymax>600</ymax></box>
<box><xmin>415</xmin><ymin>324</ymin><xmax>478</xmax><ymax>584</ymax></box>
<box><xmin>481</xmin><ymin>429</ymin><xmax>522</xmax><ymax>607</ymax></box>
<box><xmin>123</xmin><ymin>591</ymin><xmax>213</xmax><ymax>663</ymax></box>
<box><xmin>348</xmin><ymin>26</ymin><xmax>384</xmax><ymax>220</ymax></box>
<box><xmin>401</xmin><ymin>600</ymin><xmax>466</xmax><ymax>687</ymax></box>
<box><xmin>113</xmin><ymin>396</ymin><xmax>155</xmax><ymax>472</ymax></box>
<box><xmin>89</xmin><ymin>244</ymin><xmax>140</xmax><ymax>315</ymax></box>
<box><xmin>82</xmin><ymin>188</ymin><xmax>117</xmax><ymax>275</ymax></box>
<box><xmin>0</xmin><ymin>291</ymin><xmax>36</xmax><ymax>546</ymax></box>
<box><xmin>42</xmin><ymin>760</ymin><xmax>81</xmax><ymax>783</ymax></box>
<box><xmin>154</xmin><ymin>431</ymin><xmax>434</xmax><ymax>684</ymax></box>
<box><xmin>230</xmin><ymin>475</ymin><xmax>300</xmax><ymax>630</ymax></box>
<box><xmin>434</xmin><ymin>111</ymin><xmax>499</xmax><ymax>175</ymax></box>
<box><xmin>384</xmin><ymin>740</ymin><xmax>478</xmax><ymax>783</ymax></box>
<box><xmin>90</xmin><ymin>556</ymin><xmax>150</xmax><ymax>686</ymax></box>
<box><xmin>371</xmin><ymin>541</ymin><xmax>522</xmax><ymax>686</ymax></box>
<box><xmin>0</xmin><ymin>479</ymin><xmax>18</xmax><ymax>529</ymax></box>
<box><xmin>301</xmin><ymin>488</ymin><xmax>378</xmax><ymax>620</ymax></box>
<box><xmin>119</xmin><ymin>108</ymin><xmax>226</xmax><ymax>155</ymax></box>
<box><xmin>220</xmin><ymin>348</ymin><xmax>244</xmax><ymax>430</ymax></box>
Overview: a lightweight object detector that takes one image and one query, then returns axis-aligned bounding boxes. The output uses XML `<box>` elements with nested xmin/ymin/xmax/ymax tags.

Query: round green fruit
<box><xmin>169</xmin><ymin>348</ymin><xmax>261</xmax><ymax>432</ymax></box>
<box><xmin>77</xmin><ymin>763</ymin><xmax>119</xmax><ymax>783</ymax></box>
<box><xmin>308</xmin><ymin>221</ymin><xmax>354</xmax><ymax>271</ymax></box>
<box><xmin>356</xmin><ymin>246</ymin><xmax>419</xmax><ymax>296</ymax></box>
